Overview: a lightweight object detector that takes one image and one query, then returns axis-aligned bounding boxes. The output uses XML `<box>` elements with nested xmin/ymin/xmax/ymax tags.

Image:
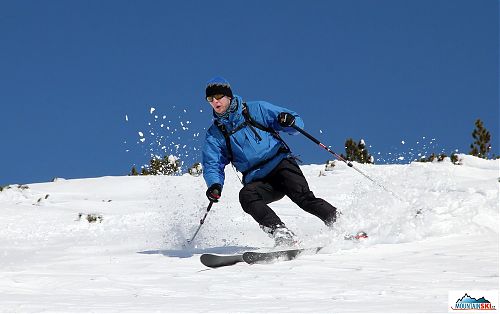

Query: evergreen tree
<box><xmin>343</xmin><ymin>138</ymin><xmax>357</xmax><ymax>162</ymax></box>
<box><xmin>469</xmin><ymin>119</ymin><xmax>492</xmax><ymax>159</ymax></box>
<box><xmin>341</xmin><ymin>138</ymin><xmax>374</xmax><ymax>164</ymax></box>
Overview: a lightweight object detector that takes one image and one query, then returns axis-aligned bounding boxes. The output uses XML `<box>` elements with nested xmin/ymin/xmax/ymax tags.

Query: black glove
<box><xmin>206</xmin><ymin>183</ymin><xmax>222</xmax><ymax>203</ymax></box>
<box><xmin>278</xmin><ymin>112</ymin><xmax>296</xmax><ymax>127</ymax></box>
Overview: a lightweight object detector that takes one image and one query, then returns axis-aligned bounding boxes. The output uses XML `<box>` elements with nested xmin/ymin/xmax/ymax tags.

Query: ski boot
<box><xmin>323</xmin><ymin>208</ymin><xmax>338</xmax><ymax>229</ymax></box>
<box><xmin>261</xmin><ymin>223</ymin><xmax>300</xmax><ymax>248</ymax></box>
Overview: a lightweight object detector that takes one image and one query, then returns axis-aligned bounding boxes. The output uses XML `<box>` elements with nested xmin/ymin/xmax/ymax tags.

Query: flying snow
<box><xmin>124</xmin><ymin>104</ymin><xmax>206</xmax><ymax>172</ymax></box>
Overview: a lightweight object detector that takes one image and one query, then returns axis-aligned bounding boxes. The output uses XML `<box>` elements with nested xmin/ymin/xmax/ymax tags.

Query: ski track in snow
<box><xmin>0</xmin><ymin>155</ymin><xmax>498</xmax><ymax>312</ymax></box>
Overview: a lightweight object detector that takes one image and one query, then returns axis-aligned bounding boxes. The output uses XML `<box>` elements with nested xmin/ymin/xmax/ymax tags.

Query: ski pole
<box><xmin>186</xmin><ymin>201</ymin><xmax>214</xmax><ymax>245</ymax></box>
<box><xmin>292</xmin><ymin>124</ymin><xmax>407</xmax><ymax>203</ymax></box>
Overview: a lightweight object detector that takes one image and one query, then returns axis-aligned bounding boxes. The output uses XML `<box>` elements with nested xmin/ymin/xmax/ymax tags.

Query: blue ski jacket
<box><xmin>202</xmin><ymin>95</ymin><xmax>304</xmax><ymax>189</ymax></box>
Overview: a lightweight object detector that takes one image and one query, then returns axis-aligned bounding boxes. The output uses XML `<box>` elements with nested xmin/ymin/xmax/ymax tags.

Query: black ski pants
<box><xmin>239</xmin><ymin>157</ymin><xmax>337</xmax><ymax>228</ymax></box>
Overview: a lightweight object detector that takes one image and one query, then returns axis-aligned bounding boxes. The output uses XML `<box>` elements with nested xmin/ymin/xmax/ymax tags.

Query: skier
<box><xmin>202</xmin><ymin>77</ymin><xmax>337</xmax><ymax>247</ymax></box>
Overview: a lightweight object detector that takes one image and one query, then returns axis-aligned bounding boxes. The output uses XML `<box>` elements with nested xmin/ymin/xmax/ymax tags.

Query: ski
<box><xmin>199</xmin><ymin>231</ymin><xmax>368</xmax><ymax>268</ymax></box>
<box><xmin>200</xmin><ymin>247</ymin><xmax>322</xmax><ymax>268</ymax></box>
<box><xmin>200</xmin><ymin>253</ymin><xmax>244</xmax><ymax>268</ymax></box>
<box><xmin>243</xmin><ymin>247</ymin><xmax>322</xmax><ymax>264</ymax></box>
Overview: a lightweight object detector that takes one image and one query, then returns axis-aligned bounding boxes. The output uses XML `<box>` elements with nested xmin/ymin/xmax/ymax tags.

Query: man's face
<box><xmin>208</xmin><ymin>95</ymin><xmax>231</xmax><ymax>115</ymax></box>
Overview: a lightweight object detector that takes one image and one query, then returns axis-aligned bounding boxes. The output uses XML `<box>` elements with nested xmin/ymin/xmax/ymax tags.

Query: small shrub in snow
<box><xmin>131</xmin><ymin>155</ymin><xmax>182</xmax><ymax>176</ymax></box>
<box><xmin>149</xmin><ymin>155</ymin><xmax>181</xmax><ymax>175</ymax></box>
<box><xmin>78</xmin><ymin>213</ymin><xmax>103</xmax><ymax>223</ymax></box>
<box><xmin>324</xmin><ymin>160</ymin><xmax>336</xmax><ymax>171</ymax></box>
<box><xmin>417</xmin><ymin>152</ymin><xmax>463</xmax><ymax>165</ymax></box>
<box><xmin>36</xmin><ymin>194</ymin><xmax>50</xmax><ymax>204</ymax></box>
<box><xmin>188</xmin><ymin>162</ymin><xmax>203</xmax><ymax>177</ymax></box>
<box><xmin>87</xmin><ymin>214</ymin><xmax>102</xmax><ymax>223</ymax></box>
<box><xmin>450</xmin><ymin>153</ymin><xmax>461</xmax><ymax>165</ymax></box>
<box><xmin>2</xmin><ymin>184</ymin><xmax>30</xmax><ymax>191</ymax></box>
<box><xmin>418</xmin><ymin>153</ymin><xmax>446</xmax><ymax>163</ymax></box>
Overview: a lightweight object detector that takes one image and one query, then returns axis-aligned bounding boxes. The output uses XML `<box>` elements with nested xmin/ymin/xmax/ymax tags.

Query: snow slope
<box><xmin>0</xmin><ymin>155</ymin><xmax>498</xmax><ymax>313</ymax></box>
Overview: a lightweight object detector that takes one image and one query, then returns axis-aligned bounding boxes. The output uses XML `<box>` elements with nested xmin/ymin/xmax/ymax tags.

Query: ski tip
<box><xmin>200</xmin><ymin>253</ymin><xmax>245</xmax><ymax>268</ymax></box>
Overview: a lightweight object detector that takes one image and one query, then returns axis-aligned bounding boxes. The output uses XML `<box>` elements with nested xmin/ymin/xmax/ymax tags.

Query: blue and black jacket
<box><xmin>202</xmin><ymin>95</ymin><xmax>304</xmax><ymax>189</ymax></box>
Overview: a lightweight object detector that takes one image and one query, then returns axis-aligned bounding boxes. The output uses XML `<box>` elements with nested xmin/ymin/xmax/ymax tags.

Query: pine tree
<box><xmin>358</xmin><ymin>139</ymin><xmax>374</xmax><ymax>164</ymax></box>
<box><xmin>130</xmin><ymin>166</ymin><xmax>139</xmax><ymax>176</ymax></box>
<box><xmin>469</xmin><ymin>119</ymin><xmax>492</xmax><ymax>159</ymax></box>
<box><xmin>343</xmin><ymin>138</ymin><xmax>357</xmax><ymax>162</ymax></box>
<box><xmin>341</xmin><ymin>138</ymin><xmax>374</xmax><ymax>164</ymax></box>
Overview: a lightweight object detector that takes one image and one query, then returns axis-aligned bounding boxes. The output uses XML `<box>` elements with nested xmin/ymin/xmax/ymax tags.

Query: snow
<box><xmin>0</xmin><ymin>155</ymin><xmax>498</xmax><ymax>312</ymax></box>
<box><xmin>125</xmin><ymin>106</ymin><xmax>205</xmax><ymax>171</ymax></box>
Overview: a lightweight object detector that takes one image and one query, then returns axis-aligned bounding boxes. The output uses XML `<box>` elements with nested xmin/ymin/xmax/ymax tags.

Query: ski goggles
<box><xmin>206</xmin><ymin>94</ymin><xmax>225</xmax><ymax>102</ymax></box>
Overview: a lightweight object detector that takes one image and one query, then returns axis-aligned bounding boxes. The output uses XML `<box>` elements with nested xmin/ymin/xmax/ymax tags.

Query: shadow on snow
<box><xmin>137</xmin><ymin>245</ymin><xmax>259</xmax><ymax>258</ymax></box>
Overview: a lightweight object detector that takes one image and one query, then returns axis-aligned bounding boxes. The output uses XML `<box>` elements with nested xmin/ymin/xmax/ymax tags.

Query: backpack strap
<box><xmin>214</xmin><ymin>120</ymin><xmax>234</xmax><ymax>162</ymax></box>
<box><xmin>242</xmin><ymin>103</ymin><xmax>291</xmax><ymax>153</ymax></box>
<box><xmin>213</xmin><ymin>102</ymin><xmax>291</xmax><ymax>163</ymax></box>
<box><xmin>241</xmin><ymin>104</ymin><xmax>275</xmax><ymax>134</ymax></box>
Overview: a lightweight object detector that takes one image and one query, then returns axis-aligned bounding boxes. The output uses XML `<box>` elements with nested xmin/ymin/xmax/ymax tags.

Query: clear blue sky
<box><xmin>0</xmin><ymin>0</ymin><xmax>498</xmax><ymax>185</ymax></box>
